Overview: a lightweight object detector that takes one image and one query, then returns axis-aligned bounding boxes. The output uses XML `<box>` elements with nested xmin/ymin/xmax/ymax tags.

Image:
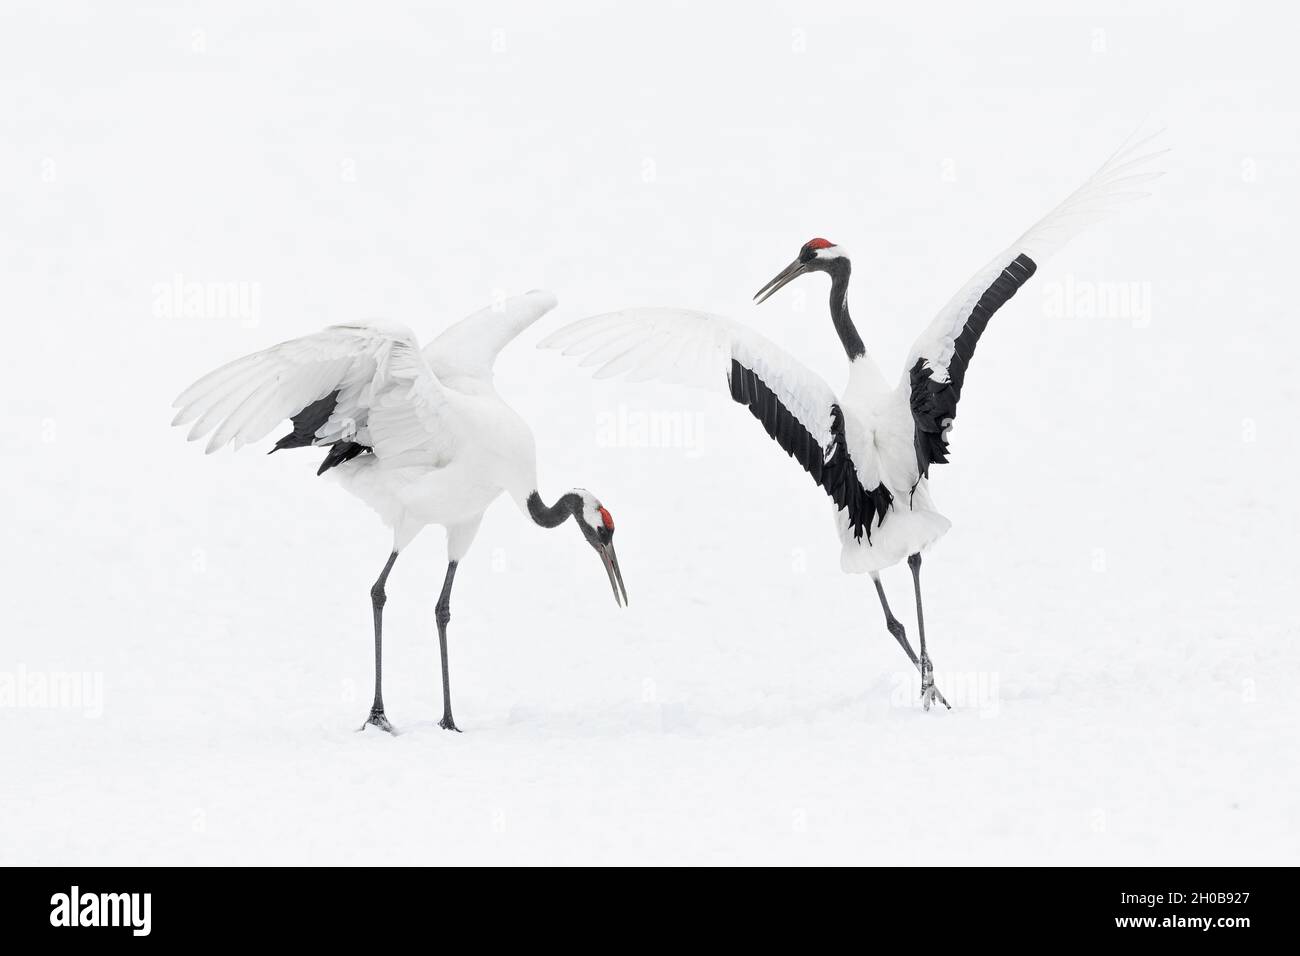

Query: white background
<box><xmin>2</xmin><ymin>1</ymin><xmax>1296</xmax><ymax>864</ymax></box>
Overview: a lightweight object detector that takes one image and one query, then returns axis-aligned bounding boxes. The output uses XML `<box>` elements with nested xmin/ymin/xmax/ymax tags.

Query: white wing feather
<box><xmin>424</xmin><ymin>290</ymin><xmax>558</xmax><ymax>387</ymax></box>
<box><xmin>172</xmin><ymin>323</ymin><xmax>453</xmax><ymax>464</ymax></box>
<box><xmin>539</xmin><ymin>308</ymin><xmax>839</xmax><ymax>448</ymax></box>
<box><xmin>908</xmin><ymin>130</ymin><xmax>1167</xmax><ymax>381</ymax></box>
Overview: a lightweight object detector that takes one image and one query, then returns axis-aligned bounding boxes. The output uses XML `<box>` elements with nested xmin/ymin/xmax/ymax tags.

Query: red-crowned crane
<box><xmin>541</xmin><ymin>136</ymin><xmax>1162</xmax><ymax>710</ymax></box>
<box><xmin>173</xmin><ymin>291</ymin><xmax>627</xmax><ymax>733</ymax></box>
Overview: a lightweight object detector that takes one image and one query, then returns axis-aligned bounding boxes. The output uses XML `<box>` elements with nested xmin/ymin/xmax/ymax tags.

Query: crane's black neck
<box><xmin>827</xmin><ymin>258</ymin><xmax>865</xmax><ymax>361</ymax></box>
<box><xmin>527</xmin><ymin>490</ymin><xmax>580</xmax><ymax>528</ymax></box>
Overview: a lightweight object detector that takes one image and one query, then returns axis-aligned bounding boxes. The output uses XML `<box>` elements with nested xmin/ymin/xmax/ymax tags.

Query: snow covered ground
<box><xmin>2</xmin><ymin>1</ymin><xmax>1298</xmax><ymax>865</ymax></box>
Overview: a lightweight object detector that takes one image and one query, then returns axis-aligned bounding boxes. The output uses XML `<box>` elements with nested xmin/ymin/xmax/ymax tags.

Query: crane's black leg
<box><xmin>435</xmin><ymin>561</ymin><xmax>460</xmax><ymax>732</ymax></box>
<box><xmin>873</xmin><ymin>573</ymin><xmax>948</xmax><ymax>710</ymax></box>
<box><xmin>873</xmin><ymin>573</ymin><xmax>919</xmax><ymax>665</ymax></box>
<box><xmin>908</xmin><ymin>552</ymin><xmax>949</xmax><ymax>711</ymax></box>
<box><xmin>359</xmin><ymin>551</ymin><xmax>399</xmax><ymax>733</ymax></box>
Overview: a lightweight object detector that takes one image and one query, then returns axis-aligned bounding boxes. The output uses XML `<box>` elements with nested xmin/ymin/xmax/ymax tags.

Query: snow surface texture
<box><xmin>2</xmin><ymin>1</ymin><xmax>1297</xmax><ymax>865</ymax></box>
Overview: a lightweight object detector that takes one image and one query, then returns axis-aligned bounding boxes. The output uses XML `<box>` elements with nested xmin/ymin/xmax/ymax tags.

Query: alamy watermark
<box><xmin>152</xmin><ymin>273</ymin><xmax>261</xmax><ymax>326</ymax></box>
<box><xmin>50</xmin><ymin>886</ymin><xmax>150</xmax><ymax>936</ymax></box>
<box><xmin>1043</xmin><ymin>276</ymin><xmax>1152</xmax><ymax>328</ymax></box>
<box><xmin>596</xmin><ymin>404</ymin><xmax>706</xmax><ymax>458</ymax></box>
<box><xmin>0</xmin><ymin>664</ymin><xmax>103</xmax><ymax>718</ymax></box>
<box><xmin>890</xmin><ymin>669</ymin><xmax>1000</xmax><ymax>717</ymax></box>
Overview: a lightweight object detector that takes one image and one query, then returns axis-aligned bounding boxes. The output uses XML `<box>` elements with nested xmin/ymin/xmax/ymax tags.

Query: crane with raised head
<box><xmin>541</xmin><ymin>135</ymin><xmax>1162</xmax><ymax>710</ymax></box>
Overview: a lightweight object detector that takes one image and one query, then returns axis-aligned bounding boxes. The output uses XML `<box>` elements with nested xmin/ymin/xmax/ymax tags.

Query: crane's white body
<box><xmin>173</xmin><ymin>291</ymin><xmax>559</xmax><ymax>556</ymax></box>
<box><xmin>333</xmin><ymin>386</ymin><xmax>536</xmax><ymax>555</ymax></box>
<box><xmin>836</xmin><ymin>358</ymin><xmax>952</xmax><ymax>572</ymax></box>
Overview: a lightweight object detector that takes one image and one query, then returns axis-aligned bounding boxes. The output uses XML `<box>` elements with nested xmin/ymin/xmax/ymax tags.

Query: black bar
<box><xmin>0</xmin><ymin>867</ymin><xmax>1289</xmax><ymax>943</ymax></box>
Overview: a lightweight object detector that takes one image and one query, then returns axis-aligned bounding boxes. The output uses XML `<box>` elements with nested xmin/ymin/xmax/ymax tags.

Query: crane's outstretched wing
<box><xmin>906</xmin><ymin>131</ymin><xmax>1166</xmax><ymax>478</ymax></box>
<box><xmin>172</xmin><ymin>323</ymin><xmax>454</xmax><ymax>473</ymax></box>
<box><xmin>539</xmin><ymin>309</ymin><xmax>891</xmax><ymax>540</ymax></box>
<box><xmin>423</xmin><ymin>290</ymin><xmax>558</xmax><ymax>389</ymax></box>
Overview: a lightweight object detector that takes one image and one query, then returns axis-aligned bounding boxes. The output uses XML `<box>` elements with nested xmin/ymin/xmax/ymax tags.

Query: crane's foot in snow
<box><xmin>921</xmin><ymin>682</ymin><xmax>950</xmax><ymax>711</ymax></box>
<box><xmin>438</xmin><ymin>713</ymin><xmax>461</xmax><ymax>733</ymax></box>
<box><xmin>359</xmin><ymin>709</ymin><xmax>397</xmax><ymax>734</ymax></box>
<box><xmin>919</xmin><ymin>656</ymin><xmax>951</xmax><ymax>712</ymax></box>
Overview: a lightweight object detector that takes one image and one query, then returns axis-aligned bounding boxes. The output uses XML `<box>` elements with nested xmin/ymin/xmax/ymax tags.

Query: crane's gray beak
<box><xmin>754</xmin><ymin>258</ymin><xmax>808</xmax><ymax>304</ymax></box>
<box><xmin>598</xmin><ymin>540</ymin><xmax>628</xmax><ymax>607</ymax></box>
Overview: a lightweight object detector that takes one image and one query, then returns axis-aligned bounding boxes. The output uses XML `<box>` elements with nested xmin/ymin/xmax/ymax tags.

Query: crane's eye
<box><xmin>597</xmin><ymin>506</ymin><xmax>615</xmax><ymax>531</ymax></box>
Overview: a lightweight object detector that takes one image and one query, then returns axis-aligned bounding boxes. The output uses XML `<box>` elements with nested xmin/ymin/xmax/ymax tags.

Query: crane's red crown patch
<box><xmin>804</xmin><ymin>238</ymin><xmax>834</xmax><ymax>250</ymax></box>
<box><xmin>597</xmin><ymin>506</ymin><xmax>615</xmax><ymax>531</ymax></box>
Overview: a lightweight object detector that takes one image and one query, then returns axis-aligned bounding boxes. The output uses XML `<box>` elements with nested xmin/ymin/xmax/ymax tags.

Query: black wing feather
<box><xmin>910</xmin><ymin>253</ymin><xmax>1036</xmax><ymax>478</ymax></box>
<box><xmin>316</xmin><ymin>441</ymin><xmax>369</xmax><ymax>475</ymax></box>
<box><xmin>728</xmin><ymin>359</ymin><xmax>891</xmax><ymax>542</ymax></box>
<box><xmin>269</xmin><ymin>390</ymin><xmax>340</xmax><ymax>452</ymax></box>
<box><xmin>268</xmin><ymin>388</ymin><xmax>373</xmax><ymax>475</ymax></box>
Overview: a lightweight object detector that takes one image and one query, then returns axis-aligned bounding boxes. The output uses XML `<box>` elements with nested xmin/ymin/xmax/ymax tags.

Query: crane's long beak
<box><xmin>754</xmin><ymin>259</ymin><xmax>808</xmax><ymax>305</ymax></box>
<box><xmin>598</xmin><ymin>541</ymin><xmax>628</xmax><ymax>607</ymax></box>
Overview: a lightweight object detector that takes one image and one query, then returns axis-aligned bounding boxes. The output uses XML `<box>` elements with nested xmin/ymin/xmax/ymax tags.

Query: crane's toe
<box><xmin>438</xmin><ymin>714</ymin><xmax>462</xmax><ymax>733</ymax></box>
<box><xmin>919</xmin><ymin>656</ymin><xmax>952</xmax><ymax>712</ymax></box>
<box><xmin>359</xmin><ymin>710</ymin><xmax>398</xmax><ymax>734</ymax></box>
<box><xmin>920</xmin><ymin>683</ymin><xmax>951</xmax><ymax>712</ymax></box>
